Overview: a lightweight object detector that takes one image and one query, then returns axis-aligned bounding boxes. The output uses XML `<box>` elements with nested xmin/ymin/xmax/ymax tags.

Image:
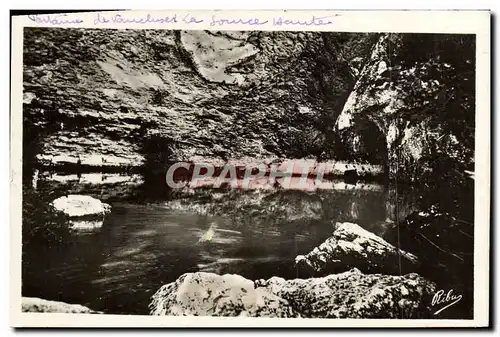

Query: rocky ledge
<box><xmin>150</xmin><ymin>269</ymin><xmax>435</xmax><ymax>318</ymax></box>
<box><xmin>21</xmin><ymin>297</ymin><xmax>101</xmax><ymax>314</ymax></box>
<box><xmin>295</xmin><ymin>222</ymin><xmax>419</xmax><ymax>275</ymax></box>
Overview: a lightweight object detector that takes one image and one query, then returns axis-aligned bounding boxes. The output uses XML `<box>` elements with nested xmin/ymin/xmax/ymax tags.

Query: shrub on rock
<box><xmin>22</xmin><ymin>188</ymin><xmax>73</xmax><ymax>247</ymax></box>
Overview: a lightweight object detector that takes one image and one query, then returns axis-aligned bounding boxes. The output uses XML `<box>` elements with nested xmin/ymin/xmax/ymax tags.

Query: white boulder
<box><xmin>52</xmin><ymin>195</ymin><xmax>111</xmax><ymax>218</ymax></box>
<box><xmin>150</xmin><ymin>272</ymin><xmax>296</xmax><ymax>317</ymax></box>
<box><xmin>296</xmin><ymin>222</ymin><xmax>419</xmax><ymax>275</ymax></box>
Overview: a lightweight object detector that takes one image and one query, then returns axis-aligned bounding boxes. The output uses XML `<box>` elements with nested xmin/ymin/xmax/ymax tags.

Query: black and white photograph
<box><xmin>10</xmin><ymin>10</ymin><xmax>490</xmax><ymax>327</ymax></box>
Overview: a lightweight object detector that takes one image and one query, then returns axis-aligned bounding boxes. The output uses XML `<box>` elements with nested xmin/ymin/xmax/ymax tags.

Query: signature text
<box><xmin>431</xmin><ymin>289</ymin><xmax>463</xmax><ymax>315</ymax></box>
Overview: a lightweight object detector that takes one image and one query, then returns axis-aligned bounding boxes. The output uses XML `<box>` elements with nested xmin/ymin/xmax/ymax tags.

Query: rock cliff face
<box><xmin>23</xmin><ymin>28</ymin><xmax>375</xmax><ymax>173</ymax></box>
<box><xmin>24</xmin><ymin>29</ymin><xmax>475</xmax><ymax>187</ymax></box>
<box><xmin>150</xmin><ymin>269</ymin><xmax>436</xmax><ymax>318</ymax></box>
<box><xmin>336</xmin><ymin>33</ymin><xmax>475</xmax><ymax>183</ymax></box>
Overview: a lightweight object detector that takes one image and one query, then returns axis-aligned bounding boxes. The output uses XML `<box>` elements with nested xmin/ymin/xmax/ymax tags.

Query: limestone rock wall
<box><xmin>335</xmin><ymin>33</ymin><xmax>475</xmax><ymax>182</ymax></box>
<box><xmin>23</xmin><ymin>28</ymin><xmax>374</xmax><ymax>171</ymax></box>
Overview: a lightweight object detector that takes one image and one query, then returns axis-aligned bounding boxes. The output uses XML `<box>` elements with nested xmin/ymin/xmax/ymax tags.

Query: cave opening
<box><xmin>342</xmin><ymin>117</ymin><xmax>389</xmax><ymax>176</ymax></box>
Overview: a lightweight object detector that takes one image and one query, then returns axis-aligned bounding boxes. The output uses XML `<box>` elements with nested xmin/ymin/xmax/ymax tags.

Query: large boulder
<box><xmin>21</xmin><ymin>297</ymin><xmax>100</xmax><ymax>314</ymax></box>
<box><xmin>257</xmin><ymin>268</ymin><xmax>435</xmax><ymax>319</ymax></box>
<box><xmin>52</xmin><ymin>195</ymin><xmax>111</xmax><ymax>218</ymax></box>
<box><xmin>295</xmin><ymin>222</ymin><xmax>419</xmax><ymax>275</ymax></box>
<box><xmin>150</xmin><ymin>269</ymin><xmax>435</xmax><ymax>318</ymax></box>
<box><xmin>51</xmin><ymin>195</ymin><xmax>111</xmax><ymax>231</ymax></box>
<box><xmin>149</xmin><ymin>272</ymin><xmax>297</xmax><ymax>317</ymax></box>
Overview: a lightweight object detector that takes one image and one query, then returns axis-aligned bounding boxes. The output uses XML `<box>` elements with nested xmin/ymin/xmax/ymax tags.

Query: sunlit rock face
<box><xmin>23</xmin><ymin>29</ymin><xmax>375</xmax><ymax>170</ymax></box>
<box><xmin>179</xmin><ymin>31</ymin><xmax>259</xmax><ymax>85</ymax></box>
<box><xmin>336</xmin><ymin>33</ymin><xmax>475</xmax><ymax>182</ymax></box>
<box><xmin>22</xmin><ymin>297</ymin><xmax>101</xmax><ymax>313</ymax></box>
<box><xmin>150</xmin><ymin>269</ymin><xmax>435</xmax><ymax>318</ymax></box>
<box><xmin>295</xmin><ymin>222</ymin><xmax>419</xmax><ymax>275</ymax></box>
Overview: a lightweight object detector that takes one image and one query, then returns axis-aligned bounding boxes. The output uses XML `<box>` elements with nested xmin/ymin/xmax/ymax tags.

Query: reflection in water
<box><xmin>37</xmin><ymin>172</ymin><xmax>144</xmax><ymax>201</ymax></box>
<box><xmin>22</xmin><ymin>179</ymin><xmax>419</xmax><ymax>315</ymax></box>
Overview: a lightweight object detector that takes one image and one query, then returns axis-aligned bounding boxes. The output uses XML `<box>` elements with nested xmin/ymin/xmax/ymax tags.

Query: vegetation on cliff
<box><xmin>22</xmin><ymin>187</ymin><xmax>73</xmax><ymax>248</ymax></box>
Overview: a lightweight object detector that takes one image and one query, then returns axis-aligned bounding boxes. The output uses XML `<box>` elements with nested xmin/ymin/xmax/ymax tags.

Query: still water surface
<box><xmin>22</xmin><ymin>180</ymin><xmax>418</xmax><ymax>315</ymax></box>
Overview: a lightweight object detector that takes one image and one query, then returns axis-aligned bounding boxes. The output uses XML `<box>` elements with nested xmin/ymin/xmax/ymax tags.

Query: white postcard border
<box><xmin>10</xmin><ymin>9</ymin><xmax>491</xmax><ymax>328</ymax></box>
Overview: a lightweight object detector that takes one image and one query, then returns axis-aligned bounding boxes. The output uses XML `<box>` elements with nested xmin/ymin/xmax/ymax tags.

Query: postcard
<box><xmin>10</xmin><ymin>9</ymin><xmax>490</xmax><ymax>328</ymax></box>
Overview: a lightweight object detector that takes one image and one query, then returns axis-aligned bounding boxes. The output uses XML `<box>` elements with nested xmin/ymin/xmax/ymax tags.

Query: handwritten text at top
<box><xmin>27</xmin><ymin>13</ymin><xmax>338</xmax><ymax>27</ymax></box>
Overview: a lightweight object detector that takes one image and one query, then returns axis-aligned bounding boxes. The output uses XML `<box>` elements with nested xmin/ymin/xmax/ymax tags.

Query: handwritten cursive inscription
<box><xmin>431</xmin><ymin>289</ymin><xmax>463</xmax><ymax>315</ymax></box>
<box><xmin>210</xmin><ymin>15</ymin><xmax>268</xmax><ymax>27</ymax></box>
<box><xmin>30</xmin><ymin>12</ymin><xmax>337</xmax><ymax>28</ymax></box>
<box><xmin>181</xmin><ymin>14</ymin><xmax>204</xmax><ymax>24</ymax></box>
<box><xmin>273</xmin><ymin>15</ymin><xmax>338</xmax><ymax>26</ymax></box>
<box><xmin>93</xmin><ymin>13</ymin><xmax>203</xmax><ymax>25</ymax></box>
<box><xmin>28</xmin><ymin>14</ymin><xmax>84</xmax><ymax>25</ymax></box>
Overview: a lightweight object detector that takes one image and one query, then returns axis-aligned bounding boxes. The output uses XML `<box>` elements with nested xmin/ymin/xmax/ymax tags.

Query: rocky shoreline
<box><xmin>149</xmin><ymin>269</ymin><xmax>435</xmax><ymax>318</ymax></box>
<box><xmin>24</xmin><ymin>219</ymin><xmax>439</xmax><ymax>318</ymax></box>
<box><xmin>148</xmin><ymin>221</ymin><xmax>435</xmax><ymax>318</ymax></box>
<box><xmin>22</xmin><ymin>181</ymin><xmax>471</xmax><ymax>318</ymax></box>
